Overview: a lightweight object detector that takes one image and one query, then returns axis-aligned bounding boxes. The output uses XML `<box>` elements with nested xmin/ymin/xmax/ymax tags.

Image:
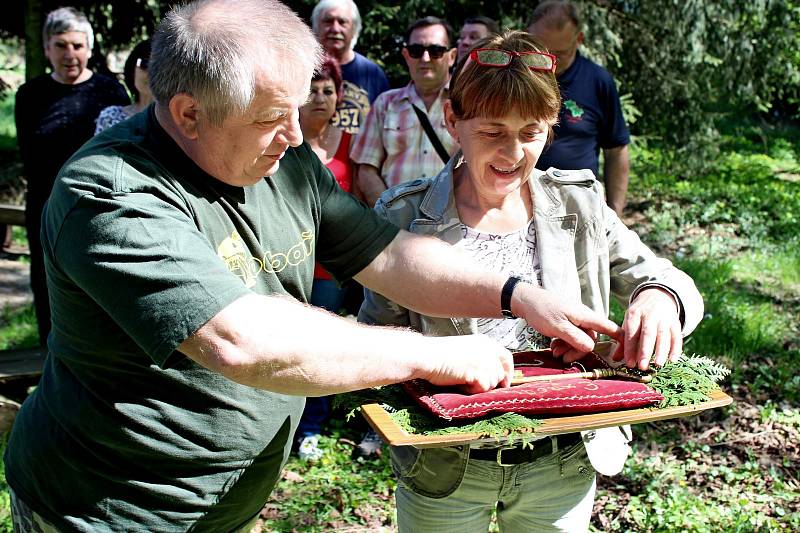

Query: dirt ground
<box><xmin>0</xmin><ymin>247</ymin><xmax>31</xmax><ymax>310</ymax></box>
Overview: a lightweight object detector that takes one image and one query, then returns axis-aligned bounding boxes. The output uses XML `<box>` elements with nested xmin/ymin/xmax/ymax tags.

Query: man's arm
<box><xmin>179</xmin><ymin>231</ymin><xmax>620</xmax><ymax>397</ymax></box>
<box><xmin>350</xmin><ymin>93</ymin><xmax>390</xmax><ymax>206</ymax></box>
<box><xmin>603</xmin><ymin>144</ymin><xmax>630</xmax><ymax>216</ymax></box>
<box><xmin>178</xmin><ymin>294</ymin><xmax>513</xmax><ymax>396</ymax></box>
<box><xmin>356</xmin><ymin>164</ymin><xmax>388</xmax><ymax>206</ymax></box>
<box><xmin>355</xmin><ymin>230</ymin><xmax>621</xmax><ymax>349</ymax></box>
<box><xmin>14</xmin><ymin>85</ymin><xmax>32</xmax><ymax>165</ymax></box>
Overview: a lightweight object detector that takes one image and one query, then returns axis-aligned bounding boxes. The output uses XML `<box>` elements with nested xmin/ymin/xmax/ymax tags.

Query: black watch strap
<box><xmin>501</xmin><ymin>276</ymin><xmax>523</xmax><ymax>319</ymax></box>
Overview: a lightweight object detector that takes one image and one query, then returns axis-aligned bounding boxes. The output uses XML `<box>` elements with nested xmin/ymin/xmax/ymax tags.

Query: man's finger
<box><xmin>556</xmin><ymin>323</ymin><xmax>597</xmax><ymax>354</ymax></box>
<box><xmin>563</xmin><ymin>347</ymin><xmax>589</xmax><ymax>363</ymax></box>
<box><xmin>498</xmin><ymin>352</ymin><xmax>513</xmax><ymax>388</ymax></box>
<box><xmin>574</xmin><ymin>312</ymin><xmax>623</xmax><ymax>341</ymax></box>
<box><xmin>550</xmin><ymin>338</ymin><xmax>571</xmax><ymax>358</ymax></box>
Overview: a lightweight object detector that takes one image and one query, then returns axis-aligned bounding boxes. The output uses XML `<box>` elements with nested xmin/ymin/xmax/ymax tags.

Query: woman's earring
<box><xmin>456</xmin><ymin>154</ymin><xmax>466</xmax><ymax>168</ymax></box>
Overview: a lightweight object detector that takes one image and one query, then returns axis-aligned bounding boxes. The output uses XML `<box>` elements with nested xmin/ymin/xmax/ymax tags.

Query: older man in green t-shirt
<box><xmin>3</xmin><ymin>1</ymin><xmax>621</xmax><ymax>531</ymax></box>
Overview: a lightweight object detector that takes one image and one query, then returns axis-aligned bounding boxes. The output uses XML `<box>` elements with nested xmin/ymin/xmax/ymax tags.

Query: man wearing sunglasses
<box><xmin>528</xmin><ymin>0</ymin><xmax>631</xmax><ymax>217</ymax></box>
<box><xmin>351</xmin><ymin>16</ymin><xmax>458</xmax><ymax>207</ymax></box>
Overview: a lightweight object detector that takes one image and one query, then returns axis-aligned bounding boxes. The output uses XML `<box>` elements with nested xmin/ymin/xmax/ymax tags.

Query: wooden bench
<box><xmin>0</xmin><ymin>203</ymin><xmax>25</xmax><ymax>226</ymax></box>
<box><xmin>0</xmin><ymin>205</ymin><xmax>35</xmax><ymax>430</ymax></box>
<box><xmin>0</xmin><ymin>346</ymin><xmax>44</xmax><ymax>382</ymax></box>
<box><xmin>0</xmin><ymin>347</ymin><xmax>44</xmax><ymax>432</ymax></box>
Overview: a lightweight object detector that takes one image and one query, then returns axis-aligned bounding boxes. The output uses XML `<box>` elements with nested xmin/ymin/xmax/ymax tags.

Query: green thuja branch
<box><xmin>648</xmin><ymin>355</ymin><xmax>731</xmax><ymax>408</ymax></box>
<box><xmin>335</xmin><ymin>385</ymin><xmax>542</xmax><ymax>438</ymax></box>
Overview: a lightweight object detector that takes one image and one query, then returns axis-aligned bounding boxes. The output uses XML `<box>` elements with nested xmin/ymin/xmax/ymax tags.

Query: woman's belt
<box><xmin>469</xmin><ymin>433</ymin><xmax>583</xmax><ymax>466</ymax></box>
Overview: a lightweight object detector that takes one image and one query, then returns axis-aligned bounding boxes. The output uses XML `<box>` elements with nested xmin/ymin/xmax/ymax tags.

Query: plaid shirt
<box><xmin>349</xmin><ymin>83</ymin><xmax>457</xmax><ymax>189</ymax></box>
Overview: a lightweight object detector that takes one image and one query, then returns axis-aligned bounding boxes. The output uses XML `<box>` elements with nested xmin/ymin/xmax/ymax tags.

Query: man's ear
<box><xmin>443</xmin><ymin>100</ymin><xmax>458</xmax><ymax>140</ymax></box>
<box><xmin>168</xmin><ymin>93</ymin><xmax>201</xmax><ymax>139</ymax></box>
<box><xmin>401</xmin><ymin>47</ymin><xmax>413</xmax><ymax>68</ymax></box>
<box><xmin>576</xmin><ymin>31</ymin><xmax>585</xmax><ymax>47</ymax></box>
<box><xmin>447</xmin><ymin>47</ymin><xmax>457</xmax><ymax>69</ymax></box>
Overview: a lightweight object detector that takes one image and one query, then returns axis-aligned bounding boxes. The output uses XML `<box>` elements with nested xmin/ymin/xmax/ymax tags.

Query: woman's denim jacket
<box><xmin>357</xmin><ymin>155</ymin><xmax>704</xmax><ymax>498</ymax></box>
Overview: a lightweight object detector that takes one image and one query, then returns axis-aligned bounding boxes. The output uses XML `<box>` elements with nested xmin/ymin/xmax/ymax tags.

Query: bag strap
<box><xmin>411</xmin><ymin>104</ymin><xmax>450</xmax><ymax>165</ymax></box>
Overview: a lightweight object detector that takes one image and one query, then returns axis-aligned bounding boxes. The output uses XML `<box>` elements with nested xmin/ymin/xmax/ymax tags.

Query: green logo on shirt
<box><xmin>564</xmin><ymin>100</ymin><xmax>584</xmax><ymax>123</ymax></box>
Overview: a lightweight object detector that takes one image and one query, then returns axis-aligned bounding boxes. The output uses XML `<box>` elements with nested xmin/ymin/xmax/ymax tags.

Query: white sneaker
<box><xmin>297</xmin><ymin>434</ymin><xmax>324</xmax><ymax>461</ymax></box>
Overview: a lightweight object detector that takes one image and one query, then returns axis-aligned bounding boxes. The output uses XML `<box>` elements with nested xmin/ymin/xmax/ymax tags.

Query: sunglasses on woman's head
<box><xmin>405</xmin><ymin>43</ymin><xmax>450</xmax><ymax>59</ymax></box>
<box><xmin>136</xmin><ymin>57</ymin><xmax>149</xmax><ymax>69</ymax></box>
<box><xmin>470</xmin><ymin>48</ymin><xmax>557</xmax><ymax>73</ymax></box>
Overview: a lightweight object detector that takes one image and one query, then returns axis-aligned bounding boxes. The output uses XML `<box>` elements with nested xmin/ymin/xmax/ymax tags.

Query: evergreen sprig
<box><xmin>648</xmin><ymin>355</ymin><xmax>731</xmax><ymax>408</ymax></box>
<box><xmin>334</xmin><ymin>385</ymin><xmax>543</xmax><ymax>438</ymax></box>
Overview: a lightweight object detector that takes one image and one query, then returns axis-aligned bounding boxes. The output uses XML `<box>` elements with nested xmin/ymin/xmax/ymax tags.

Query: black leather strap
<box><xmin>501</xmin><ymin>276</ymin><xmax>523</xmax><ymax>319</ymax></box>
<box><xmin>411</xmin><ymin>104</ymin><xmax>450</xmax><ymax>165</ymax></box>
<box><xmin>470</xmin><ymin>433</ymin><xmax>582</xmax><ymax>465</ymax></box>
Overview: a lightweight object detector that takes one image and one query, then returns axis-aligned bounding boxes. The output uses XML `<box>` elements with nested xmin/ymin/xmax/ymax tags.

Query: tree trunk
<box><xmin>24</xmin><ymin>0</ymin><xmax>46</xmax><ymax>80</ymax></box>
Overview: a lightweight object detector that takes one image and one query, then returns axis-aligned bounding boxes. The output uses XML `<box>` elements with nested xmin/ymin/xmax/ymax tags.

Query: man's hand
<box><xmin>355</xmin><ymin>164</ymin><xmax>388</xmax><ymax>207</ymax></box>
<box><xmin>423</xmin><ymin>334</ymin><xmax>514</xmax><ymax>394</ymax></box>
<box><xmin>612</xmin><ymin>287</ymin><xmax>682</xmax><ymax>370</ymax></box>
<box><xmin>513</xmin><ymin>284</ymin><xmax>622</xmax><ymax>362</ymax></box>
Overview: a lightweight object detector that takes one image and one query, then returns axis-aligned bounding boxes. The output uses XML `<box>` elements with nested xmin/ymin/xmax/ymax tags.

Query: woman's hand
<box><xmin>612</xmin><ymin>287</ymin><xmax>682</xmax><ymax>370</ymax></box>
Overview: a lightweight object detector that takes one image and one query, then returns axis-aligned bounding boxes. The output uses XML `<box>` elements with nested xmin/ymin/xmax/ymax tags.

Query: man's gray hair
<box><xmin>311</xmin><ymin>0</ymin><xmax>361</xmax><ymax>50</ymax></box>
<box><xmin>528</xmin><ymin>0</ymin><xmax>581</xmax><ymax>31</ymax></box>
<box><xmin>149</xmin><ymin>0</ymin><xmax>322</xmax><ymax>126</ymax></box>
<box><xmin>43</xmin><ymin>7</ymin><xmax>94</xmax><ymax>50</ymax></box>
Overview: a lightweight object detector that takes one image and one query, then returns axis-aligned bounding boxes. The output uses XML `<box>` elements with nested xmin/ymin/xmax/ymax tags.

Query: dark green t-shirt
<box><xmin>4</xmin><ymin>107</ymin><xmax>399</xmax><ymax>532</ymax></box>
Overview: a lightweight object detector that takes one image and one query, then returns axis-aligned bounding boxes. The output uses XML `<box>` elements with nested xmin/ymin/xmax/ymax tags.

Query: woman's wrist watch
<box><xmin>501</xmin><ymin>276</ymin><xmax>523</xmax><ymax>319</ymax></box>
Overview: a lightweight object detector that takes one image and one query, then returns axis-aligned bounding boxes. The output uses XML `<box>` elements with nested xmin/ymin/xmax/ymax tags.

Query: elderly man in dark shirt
<box><xmin>15</xmin><ymin>7</ymin><xmax>128</xmax><ymax>345</ymax></box>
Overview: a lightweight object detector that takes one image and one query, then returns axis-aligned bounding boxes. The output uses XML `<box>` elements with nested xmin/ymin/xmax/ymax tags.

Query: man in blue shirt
<box><xmin>528</xmin><ymin>1</ymin><xmax>630</xmax><ymax>216</ymax></box>
<box><xmin>311</xmin><ymin>0</ymin><xmax>390</xmax><ymax>135</ymax></box>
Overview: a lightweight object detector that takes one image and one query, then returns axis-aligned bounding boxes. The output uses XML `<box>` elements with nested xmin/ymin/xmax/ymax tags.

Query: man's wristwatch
<box><xmin>501</xmin><ymin>276</ymin><xmax>523</xmax><ymax>319</ymax></box>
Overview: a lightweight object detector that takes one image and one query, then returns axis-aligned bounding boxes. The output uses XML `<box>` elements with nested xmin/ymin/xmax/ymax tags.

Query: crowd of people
<box><xmin>5</xmin><ymin>1</ymin><xmax>699</xmax><ymax>532</ymax></box>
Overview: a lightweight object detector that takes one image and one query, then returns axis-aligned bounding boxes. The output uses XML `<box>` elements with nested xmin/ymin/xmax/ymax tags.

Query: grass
<box><xmin>263</xmin><ymin>421</ymin><xmax>397</xmax><ymax>531</ymax></box>
<box><xmin>0</xmin><ymin>434</ymin><xmax>10</xmax><ymax>533</ymax></box>
<box><xmin>0</xmin><ymin>435</ymin><xmax>13</xmax><ymax>533</ymax></box>
<box><xmin>0</xmin><ymin>304</ymin><xmax>37</xmax><ymax>351</ymax></box>
<box><xmin>1</xmin><ymin>122</ymin><xmax>799</xmax><ymax>531</ymax></box>
<box><xmin>587</xmin><ymin>123</ymin><xmax>800</xmax><ymax>532</ymax></box>
<box><xmin>0</xmin><ymin>92</ymin><xmax>15</xmax><ymax>154</ymax></box>
<box><xmin>7</xmin><ymin>227</ymin><xmax>27</xmax><ymax>251</ymax></box>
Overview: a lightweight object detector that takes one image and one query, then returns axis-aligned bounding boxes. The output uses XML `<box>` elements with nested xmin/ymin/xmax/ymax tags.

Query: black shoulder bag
<box><xmin>411</xmin><ymin>104</ymin><xmax>451</xmax><ymax>165</ymax></box>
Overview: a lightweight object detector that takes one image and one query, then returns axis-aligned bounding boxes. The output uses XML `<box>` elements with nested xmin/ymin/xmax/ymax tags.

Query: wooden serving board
<box><xmin>361</xmin><ymin>389</ymin><xmax>732</xmax><ymax>449</ymax></box>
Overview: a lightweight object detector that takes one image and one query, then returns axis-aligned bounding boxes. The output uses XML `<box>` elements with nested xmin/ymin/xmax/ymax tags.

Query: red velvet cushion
<box><xmin>402</xmin><ymin>350</ymin><xmax>664</xmax><ymax>420</ymax></box>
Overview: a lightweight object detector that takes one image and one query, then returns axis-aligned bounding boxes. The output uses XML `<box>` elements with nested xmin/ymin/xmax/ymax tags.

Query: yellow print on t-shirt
<box><xmin>217</xmin><ymin>230</ymin><xmax>315</xmax><ymax>287</ymax></box>
<box><xmin>218</xmin><ymin>231</ymin><xmax>258</xmax><ymax>288</ymax></box>
<box><xmin>253</xmin><ymin>230</ymin><xmax>314</xmax><ymax>274</ymax></box>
